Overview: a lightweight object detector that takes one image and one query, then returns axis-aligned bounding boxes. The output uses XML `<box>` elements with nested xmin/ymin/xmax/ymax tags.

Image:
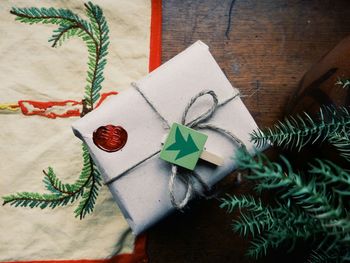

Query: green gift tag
<box><xmin>160</xmin><ymin>123</ymin><xmax>208</xmax><ymax>170</ymax></box>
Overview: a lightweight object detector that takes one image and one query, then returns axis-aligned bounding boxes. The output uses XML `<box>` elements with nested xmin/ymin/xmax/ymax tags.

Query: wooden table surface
<box><xmin>147</xmin><ymin>1</ymin><xmax>350</xmax><ymax>262</ymax></box>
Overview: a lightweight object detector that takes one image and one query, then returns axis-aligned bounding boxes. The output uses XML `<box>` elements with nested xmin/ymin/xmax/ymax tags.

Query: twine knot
<box><xmin>132</xmin><ymin>83</ymin><xmax>245</xmax><ymax>210</ymax></box>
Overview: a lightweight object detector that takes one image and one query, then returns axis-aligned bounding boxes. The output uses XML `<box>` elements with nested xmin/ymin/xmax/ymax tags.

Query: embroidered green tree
<box><xmin>2</xmin><ymin>2</ymin><xmax>109</xmax><ymax>219</ymax></box>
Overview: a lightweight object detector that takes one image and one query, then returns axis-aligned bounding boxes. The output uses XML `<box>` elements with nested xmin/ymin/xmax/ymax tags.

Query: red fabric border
<box><xmin>149</xmin><ymin>0</ymin><xmax>162</xmax><ymax>72</ymax></box>
<box><xmin>4</xmin><ymin>0</ymin><xmax>162</xmax><ymax>262</ymax></box>
<box><xmin>2</xmin><ymin>234</ymin><xmax>148</xmax><ymax>263</ymax></box>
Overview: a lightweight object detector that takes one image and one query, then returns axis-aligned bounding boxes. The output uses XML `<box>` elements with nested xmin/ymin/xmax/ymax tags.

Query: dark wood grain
<box><xmin>147</xmin><ymin>1</ymin><xmax>350</xmax><ymax>262</ymax></box>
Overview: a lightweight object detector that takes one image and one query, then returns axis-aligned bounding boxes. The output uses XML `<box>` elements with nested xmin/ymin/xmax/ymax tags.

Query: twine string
<box><xmin>168</xmin><ymin>89</ymin><xmax>243</xmax><ymax>209</ymax></box>
<box><xmin>106</xmin><ymin>83</ymin><xmax>244</xmax><ymax>210</ymax></box>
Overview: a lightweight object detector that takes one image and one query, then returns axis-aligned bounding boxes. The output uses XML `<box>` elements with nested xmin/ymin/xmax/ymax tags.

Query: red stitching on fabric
<box><xmin>18</xmin><ymin>92</ymin><xmax>118</xmax><ymax>119</ymax></box>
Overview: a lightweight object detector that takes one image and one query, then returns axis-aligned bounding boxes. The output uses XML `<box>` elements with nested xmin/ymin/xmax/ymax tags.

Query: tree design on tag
<box><xmin>160</xmin><ymin>123</ymin><xmax>208</xmax><ymax>170</ymax></box>
<box><xmin>2</xmin><ymin>2</ymin><xmax>109</xmax><ymax>219</ymax></box>
<box><xmin>166</xmin><ymin>126</ymin><xmax>200</xmax><ymax>160</ymax></box>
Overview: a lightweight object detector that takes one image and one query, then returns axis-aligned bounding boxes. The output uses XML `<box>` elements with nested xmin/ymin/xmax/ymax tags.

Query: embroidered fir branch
<box><xmin>10</xmin><ymin>7</ymin><xmax>90</xmax><ymax>27</ymax></box>
<box><xmin>3</xmin><ymin>144</ymin><xmax>102</xmax><ymax>219</ymax></box>
<box><xmin>74</xmin><ymin>161</ymin><xmax>102</xmax><ymax>219</ymax></box>
<box><xmin>251</xmin><ymin>106</ymin><xmax>350</xmax><ymax>151</ymax></box>
<box><xmin>82</xmin><ymin>2</ymin><xmax>109</xmax><ymax>111</ymax></box>
<box><xmin>10</xmin><ymin>1</ymin><xmax>109</xmax><ymax>111</ymax></box>
<box><xmin>221</xmin><ymin>149</ymin><xmax>350</xmax><ymax>261</ymax></box>
<box><xmin>43</xmin><ymin>167</ymin><xmax>85</xmax><ymax>195</ymax></box>
<box><xmin>3</xmin><ymin>2</ymin><xmax>110</xmax><ymax>219</ymax></box>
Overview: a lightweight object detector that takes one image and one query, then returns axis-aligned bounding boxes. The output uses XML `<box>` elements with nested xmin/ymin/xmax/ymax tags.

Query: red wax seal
<box><xmin>93</xmin><ymin>125</ymin><xmax>128</xmax><ymax>152</ymax></box>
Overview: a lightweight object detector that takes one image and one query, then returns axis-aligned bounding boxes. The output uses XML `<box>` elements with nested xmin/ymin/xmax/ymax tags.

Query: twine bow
<box><xmin>105</xmin><ymin>83</ymin><xmax>245</xmax><ymax>210</ymax></box>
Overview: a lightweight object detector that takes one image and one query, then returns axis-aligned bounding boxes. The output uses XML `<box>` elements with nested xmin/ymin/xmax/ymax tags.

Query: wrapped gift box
<box><xmin>72</xmin><ymin>41</ymin><xmax>260</xmax><ymax>235</ymax></box>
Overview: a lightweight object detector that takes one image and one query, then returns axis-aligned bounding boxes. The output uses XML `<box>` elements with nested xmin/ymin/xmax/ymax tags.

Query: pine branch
<box><xmin>328</xmin><ymin>131</ymin><xmax>350</xmax><ymax>162</ymax></box>
<box><xmin>251</xmin><ymin>107</ymin><xmax>350</xmax><ymax>151</ymax></box>
<box><xmin>74</xmin><ymin>157</ymin><xmax>102</xmax><ymax>219</ymax></box>
<box><xmin>221</xmin><ymin>195</ymin><xmax>273</xmax><ymax>237</ymax></box>
<box><xmin>43</xmin><ymin>145</ymin><xmax>92</xmax><ymax>195</ymax></box>
<box><xmin>2</xmin><ymin>144</ymin><xmax>101</xmax><ymax>218</ymax></box>
<box><xmin>235</xmin><ymin>150</ymin><xmax>340</xmax><ymax>221</ymax></box>
<box><xmin>10</xmin><ymin>7</ymin><xmax>91</xmax><ymax>33</ymax></box>
<box><xmin>232</xmin><ymin>209</ymin><xmax>273</xmax><ymax>237</ymax></box>
<box><xmin>336</xmin><ymin>78</ymin><xmax>350</xmax><ymax>89</ymax></box>
<box><xmin>307</xmin><ymin>249</ymin><xmax>340</xmax><ymax>263</ymax></box>
<box><xmin>10</xmin><ymin>1</ymin><xmax>109</xmax><ymax>111</ymax></box>
<box><xmin>220</xmin><ymin>194</ymin><xmax>264</xmax><ymax>213</ymax></box>
<box><xmin>83</xmin><ymin>2</ymin><xmax>109</xmax><ymax>109</ymax></box>
<box><xmin>228</xmin><ymin>99</ymin><xmax>350</xmax><ymax>261</ymax></box>
<box><xmin>2</xmin><ymin>192</ymin><xmax>81</xmax><ymax>209</ymax></box>
<box><xmin>270</xmin><ymin>206</ymin><xmax>316</xmax><ymax>240</ymax></box>
<box><xmin>43</xmin><ymin>168</ymin><xmax>73</xmax><ymax>195</ymax></box>
<box><xmin>227</xmin><ymin>149</ymin><xmax>350</xmax><ymax>260</ymax></box>
<box><xmin>246</xmin><ymin>236</ymin><xmax>271</xmax><ymax>259</ymax></box>
<box><xmin>309</xmin><ymin>159</ymin><xmax>350</xmax><ymax>197</ymax></box>
<box><xmin>49</xmin><ymin>24</ymin><xmax>81</xmax><ymax>47</ymax></box>
<box><xmin>221</xmin><ymin>193</ymin><xmax>318</xmax><ymax>250</ymax></box>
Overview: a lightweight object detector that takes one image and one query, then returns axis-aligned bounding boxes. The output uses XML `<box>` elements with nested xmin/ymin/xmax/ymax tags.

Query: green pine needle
<box><xmin>10</xmin><ymin>1</ymin><xmax>109</xmax><ymax>111</ymax></box>
<box><xmin>74</xmin><ymin>162</ymin><xmax>102</xmax><ymax>219</ymax></box>
<box><xmin>307</xmin><ymin>249</ymin><xmax>339</xmax><ymax>263</ymax></box>
<box><xmin>246</xmin><ymin>236</ymin><xmax>271</xmax><ymax>259</ymax></box>
<box><xmin>220</xmin><ymin>194</ymin><xmax>264</xmax><ymax>213</ymax></box>
<box><xmin>2</xmin><ymin>192</ymin><xmax>79</xmax><ymax>209</ymax></box>
<box><xmin>221</xmin><ymin>149</ymin><xmax>350</xmax><ymax>260</ymax></box>
<box><xmin>251</xmin><ymin>106</ymin><xmax>350</xmax><ymax>151</ymax></box>
<box><xmin>3</xmin><ymin>144</ymin><xmax>101</xmax><ymax>218</ymax></box>
<box><xmin>336</xmin><ymin>78</ymin><xmax>350</xmax><ymax>89</ymax></box>
<box><xmin>328</xmin><ymin>131</ymin><xmax>350</xmax><ymax>162</ymax></box>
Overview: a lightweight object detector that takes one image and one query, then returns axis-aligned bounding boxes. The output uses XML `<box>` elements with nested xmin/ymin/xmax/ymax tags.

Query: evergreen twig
<box><xmin>221</xmin><ymin>149</ymin><xmax>350</xmax><ymax>261</ymax></box>
<box><xmin>251</xmin><ymin>106</ymin><xmax>350</xmax><ymax>151</ymax></box>
<box><xmin>336</xmin><ymin>78</ymin><xmax>350</xmax><ymax>89</ymax></box>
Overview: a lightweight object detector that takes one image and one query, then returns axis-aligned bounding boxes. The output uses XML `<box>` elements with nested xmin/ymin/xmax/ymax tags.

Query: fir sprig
<box><xmin>221</xmin><ymin>149</ymin><xmax>350</xmax><ymax>261</ymax></box>
<box><xmin>336</xmin><ymin>78</ymin><xmax>350</xmax><ymax>89</ymax></box>
<box><xmin>251</xmin><ymin>106</ymin><xmax>350</xmax><ymax>151</ymax></box>
<box><xmin>220</xmin><ymin>194</ymin><xmax>264</xmax><ymax>213</ymax></box>
<box><xmin>328</xmin><ymin>131</ymin><xmax>350</xmax><ymax>162</ymax></box>
<box><xmin>307</xmin><ymin>249</ymin><xmax>339</xmax><ymax>263</ymax></box>
<box><xmin>3</xmin><ymin>144</ymin><xmax>102</xmax><ymax>219</ymax></box>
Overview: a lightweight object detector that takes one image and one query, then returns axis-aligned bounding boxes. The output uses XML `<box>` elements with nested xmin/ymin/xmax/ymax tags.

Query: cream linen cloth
<box><xmin>0</xmin><ymin>0</ymin><xmax>151</xmax><ymax>260</ymax></box>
